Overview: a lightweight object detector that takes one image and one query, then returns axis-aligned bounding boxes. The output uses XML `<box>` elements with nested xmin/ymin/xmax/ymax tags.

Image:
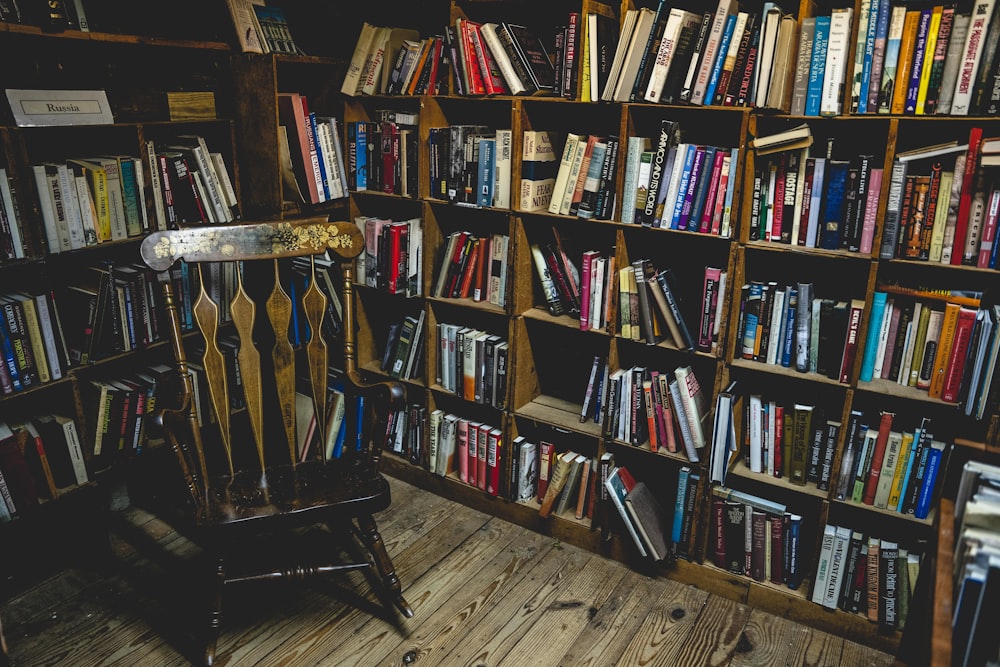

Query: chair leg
<box><xmin>204</xmin><ymin>557</ymin><xmax>226</xmax><ymax>667</ymax></box>
<box><xmin>357</xmin><ymin>514</ymin><xmax>413</xmax><ymax>618</ymax></box>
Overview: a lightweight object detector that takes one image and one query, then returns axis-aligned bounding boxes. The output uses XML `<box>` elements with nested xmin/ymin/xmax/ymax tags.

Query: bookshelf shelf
<box><xmin>727</xmin><ymin>461</ymin><xmax>832</xmax><ymax>500</ymax></box>
<box><xmin>514</xmin><ymin>396</ymin><xmax>603</xmax><ymax>438</ymax></box>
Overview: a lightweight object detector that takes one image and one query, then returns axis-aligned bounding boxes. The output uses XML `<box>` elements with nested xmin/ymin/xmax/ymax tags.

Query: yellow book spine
<box><xmin>927</xmin><ymin>301</ymin><xmax>959</xmax><ymax>398</ymax></box>
<box><xmin>886</xmin><ymin>430</ymin><xmax>914</xmax><ymax>510</ymax></box>
<box><xmin>891</xmin><ymin>11</ymin><xmax>921</xmax><ymax>115</ymax></box>
<box><xmin>915</xmin><ymin>7</ymin><xmax>942</xmax><ymax>115</ymax></box>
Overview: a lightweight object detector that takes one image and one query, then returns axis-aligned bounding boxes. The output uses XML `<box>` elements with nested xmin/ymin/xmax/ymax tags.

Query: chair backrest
<box><xmin>139</xmin><ymin>218</ymin><xmax>391</xmax><ymax>510</ymax></box>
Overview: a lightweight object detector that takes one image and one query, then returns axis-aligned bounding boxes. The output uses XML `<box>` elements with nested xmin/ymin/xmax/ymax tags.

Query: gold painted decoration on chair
<box><xmin>266</xmin><ymin>259</ymin><xmax>298</xmax><ymax>464</ymax></box>
<box><xmin>142</xmin><ymin>222</ymin><xmax>360</xmax><ymax>271</ymax></box>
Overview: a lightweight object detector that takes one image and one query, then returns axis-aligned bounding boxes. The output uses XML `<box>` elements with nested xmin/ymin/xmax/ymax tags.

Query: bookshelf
<box><xmin>337</xmin><ymin>0</ymin><xmax>1000</xmax><ymax>657</ymax></box>
<box><xmin>2</xmin><ymin>0</ymin><xmax>998</xmax><ymax>658</ymax></box>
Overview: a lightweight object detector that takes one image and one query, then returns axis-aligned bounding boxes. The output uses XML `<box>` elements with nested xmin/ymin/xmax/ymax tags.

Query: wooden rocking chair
<box><xmin>138</xmin><ymin>218</ymin><xmax>413</xmax><ymax>666</ymax></box>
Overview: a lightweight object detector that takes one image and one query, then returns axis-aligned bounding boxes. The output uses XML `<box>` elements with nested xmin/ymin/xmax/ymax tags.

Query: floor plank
<box><xmin>1</xmin><ymin>476</ymin><xmax>905</xmax><ymax>667</ymax></box>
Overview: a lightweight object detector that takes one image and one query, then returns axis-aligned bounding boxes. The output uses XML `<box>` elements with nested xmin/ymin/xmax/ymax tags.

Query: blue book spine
<box><xmin>355</xmin><ymin>121</ymin><xmax>368</xmax><ymax>191</ymax></box>
<box><xmin>741</xmin><ymin>282</ymin><xmax>764</xmax><ymax>358</ymax></box>
<box><xmin>857</xmin><ymin>0</ymin><xmax>881</xmax><ymax>114</ymax></box>
<box><xmin>671</xmin><ymin>144</ymin><xmax>697</xmax><ymax>229</ymax></box>
<box><xmin>355</xmin><ymin>395</ymin><xmax>365</xmax><ymax>451</ymax></box>
<box><xmin>819</xmin><ymin>161</ymin><xmax>850</xmax><ymax>250</ymax></box>
<box><xmin>678</xmin><ymin>147</ymin><xmax>707</xmax><ymax>231</ymax></box>
<box><xmin>477</xmin><ymin>138</ymin><xmax>496</xmax><ymax>208</ymax></box>
<box><xmin>859</xmin><ymin>291</ymin><xmax>887</xmax><ymax>381</ymax></box>
<box><xmin>781</xmin><ymin>288</ymin><xmax>797</xmax><ymax>367</ymax></box>
<box><xmin>867</xmin><ymin>0</ymin><xmax>891</xmax><ymax>112</ymax></box>
<box><xmin>0</xmin><ymin>316</ymin><xmax>22</xmax><ymax>391</ymax></box>
<box><xmin>672</xmin><ymin>467</ymin><xmax>690</xmax><ymax>544</ymax></box>
<box><xmin>704</xmin><ymin>14</ymin><xmax>738</xmax><ymax>107</ymax></box>
<box><xmin>914</xmin><ymin>444</ymin><xmax>944</xmax><ymax>519</ymax></box>
<box><xmin>896</xmin><ymin>428</ymin><xmax>920</xmax><ymax>513</ymax></box>
<box><xmin>786</xmin><ymin>513</ymin><xmax>802</xmax><ymax>589</ymax></box>
<box><xmin>805</xmin><ymin>16</ymin><xmax>831</xmax><ymax>116</ymax></box>
<box><xmin>688</xmin><ymin>146</ymin><xmax>718</xmax><ymax>229</ymax></box>
<box><xmin>905</xmin><ymin>10</ymin><xmax>932</xmax><ymax>115</ymax></box>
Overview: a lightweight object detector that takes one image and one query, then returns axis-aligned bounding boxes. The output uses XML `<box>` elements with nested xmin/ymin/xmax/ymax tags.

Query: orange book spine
<box><xmin>928</xmin><ymin>301</ymin><xmax>960</xmax><ymax>398</ymax></box>
<box><xmin>891</xmin><ymin>12</ymin><xmax>921</xmax><ymax>115</ymax></box>
<box><xmin>861</xmin><ymin>411</ymin><xmax>895</xmax><ymax>505</ymax></box>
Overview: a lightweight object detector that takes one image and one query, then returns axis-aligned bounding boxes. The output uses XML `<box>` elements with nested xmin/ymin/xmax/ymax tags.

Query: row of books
<box><xmin>426</xmin><ymin>125</ymin><xmax>512</xmax><ymax>209</ymax></box>
<box><xmin>951</xmin><ymin>459</ymin><xmax>1000</xmax><ymax>666</ymax></box>
<box><xmin>709</xmin><ymin>486</ymin><xmax>804</xmax><ymax>589</ymax></box>
<box><xmin>356</xmin><ymin>215</ymin><xmax>422</xmax><ymax>297</ymax></box>
<box><xmin>750</xmin><ymin>126</ymin><xmax>883</xmax><ymax>253</ymax></box>
<box><xmin>880</xmin><ymin>129</ymin><xmax>1000</xmax><ymax>266</ymax></box>
<box><xmin>346</xmin><ymin>112</ymin><xmax>419</xmax><ymax>197</ymax></box>
<box><xmin>342</xmin><ymin>20</ymin><xmax>555</xmax><ymax>98</ymax></box>
<box><xmin>85</xmin><ymin>362</ymin><xmax>172</xmax><ymax>463</ymax></box>
<box><xmin>29</xmin><ymin>149</ymin><xmax>166</xmax><ymax>254</ymax></box>
<box><xmin>535</xmin><ymin>447</ymin><xmax>600</xmax><ymax>524</ymax></box>
<box><xmin>737</xmin><ymin>281</ymin><xmax>865</xmax><ymax>385</ymax></box>
<box><xmin>811</xmin><ymin>523</ymin><xmax>921</xmax><ymax>633</ymax></box>
<box><xmin>380</xmin><ymin>311</ymin><xmax>425</xmax><ymax>382</ymax></box>
<box><xmin>0</xmin><ymin>414</ymin><xmax>88</xmax><ymax>522</ymax></box>
<box><xmin>833</xmin><ymin>412</ymin><xmax>948</xmax><ymax>520</ymax></box>
<box><xmin>737</xmin><ymin>397</ymin><xmax>841</xmax><ymax>491</ymax></box>
<box><xmin>432</xmin><ymin>230</ymin><xmax>509</xmax><ymax>309</ymax></box>
<box><xmin>0</xmin><ymin>168</ymin><xmax>36</xmax><ymax>260</ymax></box>
<box><xmin>858</xmin><ymin>290</ymin><xmax>999</xmax><ymax>414</ymax></box>
<box><xmin>294</xmin><ymin>376</ymin><xmax>364</xmax><ymax>463</ymax></box>
<box><xmin>621</xmin><ymin>260</ymin><xmax>723</xmax><ymax>354</ymax></box>
<box><xmin>225</xmin><ymin>0</ymin><xmax>305</xmax><ymax>55</ymax></box>
<box><xmin>529</xmin><ymin>235</ymin><xmax>613</xmax><ymax>326</ymax></box>
<box><xmin>587</xmin><ymin>360</ymin><xmax>710</xmax><ymax>465</ymax></box>
<box><xmin>543</xmin><ymin>132</ymin><xmax>622</xmax><ymax>222</ymax></box>
<box><xmin>277</xmin><ymin>93</ymin><xmax>349</xmax><ymax>206</ymax></box>
<box><xmin>848</xmin><ymin>0</ymin><xmax>1000</xmax><ymax>117</ymax></box>
<box><xmin>435</xmin><ymin>322</ymin><xmax>508</xmax><ymax>411</ymax></box>
<box><xmin>621</xmin><ymin>133</ymin><xmax>739</xmax><ymax>237</ymax></box>
<box><xmin>0</xmin><ymin>290</ymin><xmax>71</xmax><ymax>394</ymax></box>
<box><xmin>424</xmin><ymin>411</ymin><xmax>503</xmax><ymax>497</ymax></box>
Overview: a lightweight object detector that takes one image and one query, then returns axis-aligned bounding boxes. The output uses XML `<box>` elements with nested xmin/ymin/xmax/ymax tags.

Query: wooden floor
<box><xmin>1</xmin><ymin>476</ymin><xmax>903</xmax><ymax>667</ymax></box>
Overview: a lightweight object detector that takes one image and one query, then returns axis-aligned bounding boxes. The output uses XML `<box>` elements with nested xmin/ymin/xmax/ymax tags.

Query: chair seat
<box><xmin>197</xmin><ymin>460</ymin><xmax>391</xmax><ymax>532</ymax></box>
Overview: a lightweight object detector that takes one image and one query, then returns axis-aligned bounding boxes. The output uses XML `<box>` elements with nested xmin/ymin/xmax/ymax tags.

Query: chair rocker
<box><xmin>138</xmin><ymin>218</ymin><xmax>413</xmax><ymax>666</ymax></box>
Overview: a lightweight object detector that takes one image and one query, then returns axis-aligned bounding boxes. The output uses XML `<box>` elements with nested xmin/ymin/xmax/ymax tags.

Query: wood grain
<box><xmin>4</xmin><ymin>477</ymin><xmax>903</xmax><ymax>667</ymax></box>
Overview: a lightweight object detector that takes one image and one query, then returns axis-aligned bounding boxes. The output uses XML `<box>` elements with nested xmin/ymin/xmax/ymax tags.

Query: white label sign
<box><xmin>6</xmin><ymin>89</ymin><xmax>114</xmax><ymax>127</ymax></box>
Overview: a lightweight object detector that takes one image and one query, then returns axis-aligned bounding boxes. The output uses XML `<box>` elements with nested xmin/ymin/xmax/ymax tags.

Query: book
<box><xmin>605</xmin><ymin>466</ymin><xmax>648</xmax><ymax>557</ymax></box>
<box><xmin>624</xmin><ymin>480</ymin><xmax>671</xmax><ymax>561</ymax></box>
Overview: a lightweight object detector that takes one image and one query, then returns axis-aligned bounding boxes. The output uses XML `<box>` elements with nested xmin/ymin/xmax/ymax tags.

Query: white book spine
<box><xmin>820</xmin><ymin>8</ymin><xmax>854</xmax><ymax>116</ymax></box>
<box><xmin>811</xmin><ymin>523</ymin><xmax>838</xmax><ymax>604</ymax></box>
<box><xmin>495</xmin><ymin>128</ymin><xmax>512</xmax><ymax>209</ymax></box>
<box><xmin>56</xmin><ymin>164</ymin><xmax>85</xmax><ymax>250</ymax></box>
<box><xmin>644</xmin><ymin>10</ymin><xmax>685</xmax><ymax>102</ymax></box>
<box><xmin>950</xmin><ymin>1</ymin><xmax>996</xmax><ymax>115</ymax></box>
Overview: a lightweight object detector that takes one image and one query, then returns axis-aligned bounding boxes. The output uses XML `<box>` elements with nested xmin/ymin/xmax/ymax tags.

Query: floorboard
<box><xmin>1</xmin><ymin>476</ymin><xmax>904</xmax><ymax>667</ymax></box>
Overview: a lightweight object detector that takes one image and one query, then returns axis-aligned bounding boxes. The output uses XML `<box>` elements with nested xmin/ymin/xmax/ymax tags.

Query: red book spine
<box><xmin>861</xmin><ymin>411</ymin><xmax>895</xmax><ymax>505</ymax></box>
<box><xmin>772</xmin><ymin>406</ymin><xmax>784</xmax><ymax>478</ymax></box>
<box><xmin>486</xmin><ymin>428</ymin><xmax>502</xmax><ymax>496</ymax></box>
<box><xmin>952</xmin><ymin>126</ymin><xmax>983</xmax><ymax>265</ymax></box>
<box><xmin>839</xmin><ymin>301</ymin><xmax>864</xmax><ymax>384</ymax></box>
<box><xmin>978</xmin><ymin>187</ymin><xmax>1000</xmax><ymax>268</ymax></box>
<box><xmin>770</xmin><ymin>155</ymin><xmax>786</xmax><ymax>242</ymax></box>
<box><xmin>699</xmin><ymin>150</ymin><xmax>727</xmax><ymax>233</ymax></box>
<box><xmin>477</xmin><ymin>423</ymin><xmax>489</xmax><ymax>491</ymax></box>
<box><xmin>941</xmin><ymin>306</ymin><xmax>978</xmax><ymax>403</ymax></box>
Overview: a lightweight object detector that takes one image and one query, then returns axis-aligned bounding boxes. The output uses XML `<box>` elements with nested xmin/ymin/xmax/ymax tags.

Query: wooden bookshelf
<box><xmin>932</xmin><ymin>498</ymin><xmax>954</xmax><ymax>667</ymax></box>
